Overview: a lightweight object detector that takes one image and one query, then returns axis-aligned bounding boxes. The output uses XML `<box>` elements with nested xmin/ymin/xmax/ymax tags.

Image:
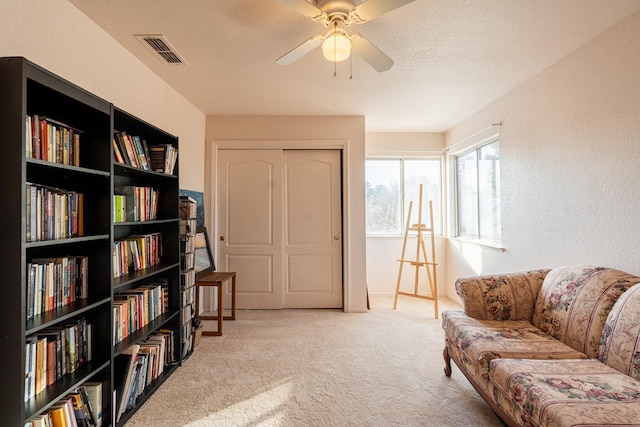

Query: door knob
<box><xmin>334</xmin><ymin>235</ymin><xmax>340</xmax><ymax>240</ymax></box>
<box><xmin>220</xmin><ymin>236</ymin><xmax>225</xmax><ymax>241</ymax></box>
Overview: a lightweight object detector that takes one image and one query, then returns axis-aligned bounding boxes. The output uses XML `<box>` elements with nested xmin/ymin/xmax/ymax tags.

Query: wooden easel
<box><xmin>393</xmin><ymin>184</ymin><xmax>439</xmax><ymax>318</ymax></box>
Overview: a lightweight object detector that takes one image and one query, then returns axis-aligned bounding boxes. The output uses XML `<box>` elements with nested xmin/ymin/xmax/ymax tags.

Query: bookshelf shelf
<box><xmin>25</xmin><ymin>235</ymin><xmax>110</xmax><ymax>249</ymax></box>
<box><xmin>26</xmin><ymin>298</ymin><xmax>112</xmax><ymax>335</ymax></box>
<box><xmin>112</xmin><ymin>310</ymin><xmax>181</xmax><ymax>355</ymax></box>
<box><xmin>0</xmin><ymin>57</ymin><xmax>183</xmax><ymax>427</ymax></box>
<box><xmin>27</xmin><ymin>158</ymin><xmax>111</xmax><ymax>176</ymax></box>
<box><xmin>112</xmin><ymin>261</ymin><xmax>181</xmax><ymax>290</ymax></box>
<box><xmin>114</xmin><ymin>162</ymin><xmax>180</xmax><ymax>179</ymax></box>
<box><xmin>113</xmin><ymin>218</ymin><xmax>179</xmax><ymax>227</ymax></box>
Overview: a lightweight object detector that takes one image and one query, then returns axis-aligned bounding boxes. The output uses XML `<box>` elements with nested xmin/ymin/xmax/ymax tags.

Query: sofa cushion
<box><xmin>599</xmin><ymin>283</ymin><xmax>640</xmax><ymax>380</ymax></box>
<box><xmin>442</xmin><ymin>310</ymin><xmax>586</xmax><ymax>387</ymax></box>
<box><xmin>489</xmin><ymin>358</ymin><xmax>640</xmax><ymax>427</ymax></box>
<box><xmin>455</xmin><ymin>269</ymin><xmax>549</xmax><ymax>321</ymax></box>
<box><xmin>531</xmin><ymin>265</ymin><xmax>639</xmax><ymax>357</ymax></box>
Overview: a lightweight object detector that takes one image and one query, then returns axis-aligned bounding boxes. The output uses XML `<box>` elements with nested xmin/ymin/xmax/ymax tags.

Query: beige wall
<box><xmin>444</xmin><ymin>10</ymin><xmax>640</xmax><ymax>301</ymax></box>
<box><xmin>366</xmin><ymin>132</ymin><xmax>444</xmax><ymax>155</ymax></box>
<box><xmin>206</xmin><ymin>115</ymin><xmax>368</xmax><ymax>312</ymax></box>
<box><xmin>0</xmin><ymin>0</ymin><xmax>206</xmax><ymax>192</ymax></box>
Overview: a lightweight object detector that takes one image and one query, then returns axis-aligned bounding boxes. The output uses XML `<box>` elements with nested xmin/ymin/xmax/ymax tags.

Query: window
<box><xmin>456</xmin><ymin>138</ymin><xmax>501</xmax><ymax>244</ymax></box>
<box><xmin>366</xmin><ymin>159</ymin><xmax>442</xmax><ymax>235</ymax></box>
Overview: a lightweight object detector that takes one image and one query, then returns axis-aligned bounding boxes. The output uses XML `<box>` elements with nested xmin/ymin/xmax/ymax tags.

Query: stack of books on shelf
<box><xmin>112</xmin><ymin>132</ymin><xmax>178</xmax><ymax>175</ymax></box>
<box><xmin>148</xmin><ymin>144</ymin><xmax>178</xmax><ymax>175</ymax></box>
<box><xmin>26</xmin><ymin>183</ymin><xmax>84</xmax><ymax>242</ymax></box>
<box><xmin>26</xmin><ymin>114</ymin><xmax>82</xmax><ymax>166</ymax></box>
<box><xmin>112</xmin><ymin>281</ymin><xmax>169</xmax><ymax>345</ymax></box>
<box><xmin>24</xmin><ymin>381</ymin><xmax>102</xmax><ymax>427</ymax></box>
<box><xmin>26</xmin><ymin>256</ymin><xmax>88</xmax><ymax>321</ymax></box>
<box><xmin>24</xmin><ymin>318</ymin><xmax>92</xmax><ymax>401</ymax></box>
<box><xmin>113</xmin><ymin>232</ymin><xmax>162</xmax><ymax>278</ymax></box>
<box><xmin>113</xmin><ymin>185</ymin><xmax>159</xmax><ymax>223</ymax></box>
<box><xmin>114</xmin><ymin>330</ymin><xmax>175</xmax><ymax>423</ymax></box>
<box><xmin>112</xmin><ymin>131</ymin><xmax>151</xmax><ymax>171</ymax></box>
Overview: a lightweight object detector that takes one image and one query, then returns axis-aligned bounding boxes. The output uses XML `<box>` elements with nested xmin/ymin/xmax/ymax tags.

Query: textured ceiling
<box><xmin>68</xmin><ymin>0</ymin><xmax>640</xmax><ymax>131</ymax></box>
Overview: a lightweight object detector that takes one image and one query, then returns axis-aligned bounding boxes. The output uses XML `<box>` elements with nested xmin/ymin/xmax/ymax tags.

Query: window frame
<box><xmin>453</xmin><ymin>136</ymin><xmax>502</xmax><ymax>247</ymax></box>
<box><xmin>365</xmin><ymin>156</ymin><xmax>444</xmax><ymax>237</ymax></box>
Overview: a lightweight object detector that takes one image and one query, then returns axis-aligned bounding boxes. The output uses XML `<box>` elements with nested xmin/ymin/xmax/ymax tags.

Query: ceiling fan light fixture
<box><xmin>322</xmin><ymin>30</ymin><xmax>351</xmax><ymax>62</ymax></box>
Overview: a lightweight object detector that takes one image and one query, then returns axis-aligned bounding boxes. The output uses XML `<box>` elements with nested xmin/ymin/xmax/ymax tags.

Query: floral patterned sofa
<box><xmin>442</xmin><ymin>265</ymin><xmax>640</xmax><ymax>426</ymax></box>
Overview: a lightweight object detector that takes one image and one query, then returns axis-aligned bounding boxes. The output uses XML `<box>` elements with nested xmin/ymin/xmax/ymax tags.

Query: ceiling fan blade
<box><xmin>276</xmin><ymin>36</ymin><xmax>323</xmax><ymax>65</ymax></box>
<box><xmin>350</xmin><ymin>0</ymin><xmax>416</xmax><ymax>23</ymax></box>
<box><xmin>277</xmin><ymin>0</ymin><xmax>326</xmax><ymax>22</ymax></box>
<box><xmin>351</xmin><ymin>35</ymin><xmax>394</xmax><ymax>72</ymax></box>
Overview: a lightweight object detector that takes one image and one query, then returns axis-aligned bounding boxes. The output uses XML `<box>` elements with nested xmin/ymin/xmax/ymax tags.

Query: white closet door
<box><xmin>217</xmin><ymin>149</ymin><xmax>343</xmax><ymax>309</ymax></box>
<box><xmin>283</xmin><ymin>150</ymin><xmax>342</xmax><ymax>308</ymax></box>
<box><xmin>217</xmin><ymin>149</ymin><xmax>284</xmax><ymax>309</ymax></box>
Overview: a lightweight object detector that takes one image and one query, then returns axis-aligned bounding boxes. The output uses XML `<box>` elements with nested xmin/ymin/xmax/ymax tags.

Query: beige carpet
<box><xmin>124</xmin><ymin>295</ymin><xmax>504</xmax><ymax>427</ymax></box>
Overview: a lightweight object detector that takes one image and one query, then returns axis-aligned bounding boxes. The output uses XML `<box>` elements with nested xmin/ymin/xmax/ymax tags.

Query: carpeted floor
<box><xmin>124</xmin><ymin>295</ymin><xmax>505</xmax><ymax>426</ymax></box>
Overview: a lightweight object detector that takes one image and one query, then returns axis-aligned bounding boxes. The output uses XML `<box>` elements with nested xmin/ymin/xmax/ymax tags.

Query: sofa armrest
<box><xmin>456</xmin><ymin>269</ymin><xmax>550</xmax><ymax>321</ymax></box>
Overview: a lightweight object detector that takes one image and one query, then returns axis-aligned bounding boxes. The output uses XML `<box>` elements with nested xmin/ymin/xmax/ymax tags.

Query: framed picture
<box><xmin>194</xmin><ymin>226</ymin><xmax>216</xmax><ymax>279</ymax></box>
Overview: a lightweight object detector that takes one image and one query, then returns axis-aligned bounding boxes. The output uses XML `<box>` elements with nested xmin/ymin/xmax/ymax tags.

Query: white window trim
<box><xmin>451</xmin><ymin>135</ymin><xmax>502</xmax><ymax>246</ymax></box>
<box><xmin>365</xmin><ymin>155</ymin><xmax>445</xmax><ymax>237</ymax></box>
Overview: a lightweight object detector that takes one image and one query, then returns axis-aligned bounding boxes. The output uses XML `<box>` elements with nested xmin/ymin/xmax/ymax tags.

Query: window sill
<box><xmin>366</xmin><ymin>234</ymin><xmax>444</xmax><ymax>239</ymax></box>
<box><xmin>449</xmin><ymin>237</ymin><xmax>506</xmax><ymax>252</ymax></box>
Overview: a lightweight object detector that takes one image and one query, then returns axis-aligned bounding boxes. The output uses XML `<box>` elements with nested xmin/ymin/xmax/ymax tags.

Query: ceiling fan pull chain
<box><xmin>333</xmin><ymin>20</ymin><xmax>338</xmax><ymax>77</ymax></box>
<box><xmin>350</xmin><ymin>52</ymin><xmax>353</xmax><ymax>79</ymax></box>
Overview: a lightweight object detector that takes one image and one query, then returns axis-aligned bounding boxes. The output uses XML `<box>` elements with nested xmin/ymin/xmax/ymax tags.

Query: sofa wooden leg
<box><xmin>443</xmin><ymin>346</ymin><xmax>452</xmax><ymax>376</ymax></box>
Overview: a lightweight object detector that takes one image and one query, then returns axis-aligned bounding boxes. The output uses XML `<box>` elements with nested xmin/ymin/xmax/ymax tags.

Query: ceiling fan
<box><xmin>276</xmin><ymin>0</ymin><xmax>416</xmax><ymax>72</ymax></box>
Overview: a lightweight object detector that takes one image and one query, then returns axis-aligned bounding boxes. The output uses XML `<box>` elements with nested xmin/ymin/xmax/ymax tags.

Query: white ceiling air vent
<box><xmin>135</xmin><ymin>34</ymin><xmax>188</xmax><ymax>65</ymax></box>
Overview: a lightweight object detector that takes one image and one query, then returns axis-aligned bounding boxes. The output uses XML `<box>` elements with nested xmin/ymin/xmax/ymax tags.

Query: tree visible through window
<box><xmin>366</xmin><ymin>159</ymin><xmax>442</xmax><ymax>235</ymax></box>
<box><xmin>456</xmin><ymin>139</ymin><xmax>501</xmax><ymax>244</ymax></box>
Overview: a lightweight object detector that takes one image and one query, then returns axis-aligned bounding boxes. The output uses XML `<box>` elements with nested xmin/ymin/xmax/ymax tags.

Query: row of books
<box><xmin>148</xmin><ymin>144</ymin><xmax>178</xmax><ymax>175</ymax></box>
<box><xmin>26</xmin><ymin>114</ymin><xmax>82</xmax><ymax>167</ymax></box>
<box><xmin>113</xmin><ymin>185</ymin><xmax>159</xmax><ymax>223</ymax></box>
<box><xmin>180</xmin><ymin>234</ymin><xmax>196</xmax><ymax>255</ymax></box>
<box><xmin>182</xmin><ymin>286</ymin><xmax>196</xmax><ymax>323</ymax></box>
<box><xmin>115</xmin><ymin>331</ymin><xmax>175</xmax><ymax>422</ymax></box>
<box><xmin>24</xmin><ymin>382</ymin><xmax>102</xmax><ymax>427</ymax></box>
<box><xmin>181</xmin><ymin>321</ymin><xmax>193</xmax><ymax>359</ymax></box>
<box><xmin>181</xmin><ymin>267</ymin><xmax>196</xmax><ymax>291</ymax></box>
<box><xmin>180</xmin><ymin>252</ymin><xmax>195</xmax><ymax>271</ymax></box>
<box><xmin>25</xmin><ymin>318</ymin><xmax>91</xmax><ymax>401</ymax></box>
<box><xmin>113</xmin><ymin>232</ymin><xmax>162</xmax><ymax>278</ymax></box>
<box><xmin>26</xmin><ymin>256</ymin><xmax>88</xmax><ymax>321</ymax></box>
<box><xmin>179</xmin><ymin>196</ymin><xmax>197</xmax><ymax>220</ymax></box>
<box><xmin>113</xmin><ymin>281</ymin><xmax>169</xmax><ymax>345</ymax></box>
<box><xmin>179</xmin><ymin>196</ymin><xmax>197</xmax><ymax>358</ymax></box>
<box><xmin>26</xmin><ymin>183</ymin><xmax>84</xmax><ymax>242</ymax></box>
<box><xmin>113</xmin><ymin>132</ymin><xmax>150</xmax><ymax>171</ymax></box>
<box><xmin>113</xmin><ymin>132</ymin><xmax>178</xmax><ymax>175</ymax></box>
<box><xmin>180</xmin><ymin>218</ymin><xmax>197</xmax><ymax>237</ymax></box>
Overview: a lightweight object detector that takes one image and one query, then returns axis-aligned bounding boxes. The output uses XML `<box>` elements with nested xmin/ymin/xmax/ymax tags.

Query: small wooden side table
<box><xmin>194</xmin><ymin>271</ymin><xmax>236</xmax><ymax>336</ymax></box>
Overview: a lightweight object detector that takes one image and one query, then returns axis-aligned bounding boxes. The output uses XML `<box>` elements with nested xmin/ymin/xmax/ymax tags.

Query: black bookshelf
<box><xmin>111</xmin><ymin>107</ymin><xmax>181</xmax><ymax>426</ymax></box>
<box><xmin>0</xmin><ymin>57</ymin><xmax>183</xmax><ymax>427</ymax></box>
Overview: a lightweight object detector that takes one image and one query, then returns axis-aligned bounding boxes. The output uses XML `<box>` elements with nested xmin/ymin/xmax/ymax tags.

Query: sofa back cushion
<box><xmin>532</xmin><ymin>265</ymin><xmax>640</xmax><ymax>357</ymax></box>
<box><xmin>599</xmin><ymin>283</ymin><xmax>640</xmax><ymax>380</ymax></box>
<box><xmin>455</xmin><ymin>269</ymin><xmax>549</xmax><ymax>321</ymax></box>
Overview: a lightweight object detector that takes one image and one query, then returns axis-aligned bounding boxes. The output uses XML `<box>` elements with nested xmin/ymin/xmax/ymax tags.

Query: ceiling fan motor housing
<box><xmin>317</xmin><ymin>0</ymin><xmax>355</xmax><ymax>24</ymax></box>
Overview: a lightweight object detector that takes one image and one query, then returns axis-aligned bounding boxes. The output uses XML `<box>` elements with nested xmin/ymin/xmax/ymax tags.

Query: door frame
<box><xmin>208</xmin><ymin>139</ymin><xmax>353</xmax><ymax>312</ymax></box>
